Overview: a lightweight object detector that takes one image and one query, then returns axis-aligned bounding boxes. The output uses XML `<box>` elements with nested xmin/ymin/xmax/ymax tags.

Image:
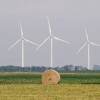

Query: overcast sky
<box><xmin>0</xmin><ymin>0</ymin><xmax>100</xmax><ymax>68</ymax></box>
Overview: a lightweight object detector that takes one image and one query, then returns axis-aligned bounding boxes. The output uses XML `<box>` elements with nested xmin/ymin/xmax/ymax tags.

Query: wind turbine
<box><xmin>76</xmin><ymin>28</ymin><xmax>100</xmax><ymax>69</ymax></box>
<box><xmin>36</xmin><ymin>17</ymin><xmax>70</xmax><ymax>67</ymax></box>
<box><xmin>8</xmin><ymin>21</ymin><xmax>39</xmax><ymax>67</ymax></box>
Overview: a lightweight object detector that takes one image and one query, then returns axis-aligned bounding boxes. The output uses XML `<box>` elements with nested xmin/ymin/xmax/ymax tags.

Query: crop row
<box><xmin>0</xmin><ymin>73</ymin><xmax>100</xmax><ymax>84</ymax></box>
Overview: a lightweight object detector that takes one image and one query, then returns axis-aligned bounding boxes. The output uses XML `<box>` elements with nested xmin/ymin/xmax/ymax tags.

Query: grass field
<box><xmin>0</xmin><ymin>71</ymin><xmax>100</xmax><ymax>100</ymax></box>
<box><xmin>0</xmin><ymin>84</ymin><xmax>100</xmax><ymax>100</ymax></box>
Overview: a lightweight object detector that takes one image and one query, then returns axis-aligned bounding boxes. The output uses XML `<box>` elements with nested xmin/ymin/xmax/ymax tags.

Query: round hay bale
<box><xmin>41</xmin><ymin>69</ymin><xmax>60</xmax><ymax>84</ymax></box>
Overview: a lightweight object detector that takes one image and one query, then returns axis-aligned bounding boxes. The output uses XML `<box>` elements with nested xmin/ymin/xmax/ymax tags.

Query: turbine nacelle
<box><xmin>21</xmin><ymin>38</ymin><xmax>24</xmax><ymax>40</ymax></box>
<box><xmin>50</xmin><ymin>34</ymin><xmax>55</xmax><ymax>38</ymax></box>
<box><xmin>87</xmin><ymin>40</ymin><xmax>92</xmax><ymax>45</ymax></box>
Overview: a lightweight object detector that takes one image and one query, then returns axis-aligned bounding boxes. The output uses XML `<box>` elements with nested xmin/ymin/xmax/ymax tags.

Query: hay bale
<box><xmin>41</xmin><ymin>69</ymin><xmax>60</xmax><ymax>84</ymax></box>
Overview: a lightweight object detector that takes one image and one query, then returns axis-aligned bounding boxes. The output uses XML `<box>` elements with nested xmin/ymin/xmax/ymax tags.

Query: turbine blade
<box><xmin>90</xmin><ymin>42</ymin><xmax>100</xmax><ymax>47</ymax></box>
<box><xmin>54</xmin><ymin>36</ymin><xmax>70</xmax><ymax>43</ymax></box>
<box><xmin>24</xmin><ymin>38</ymin><xmax>39</xmax><ymax>46</ymax></box>
<box><xmin>36</xmin><ymin>37</ymin><xmax>50</xmax><ymax>51</ymax></box>
<box><xmin>47</xmin><ymin>16</ymin><xmax>52</xmax><ymax>35</ymax></box>
<box><xmin>8</xmin><ymin>39</ymin><xmax>21</xmax><ymax>51</ymax></box>
<box><xmin>85</xmin><ymin>28</ymin><xmax>89</xmax><ymax>41</ymax></box>
<box><xmin>76</xmin><ymin>43</ymin><xmax>87</xmax><ymax>55</ymax></box>
<box><xmin>20</xmin><ymin>20</ymin><xmax>24</xmax><ymax>38</ymax></box>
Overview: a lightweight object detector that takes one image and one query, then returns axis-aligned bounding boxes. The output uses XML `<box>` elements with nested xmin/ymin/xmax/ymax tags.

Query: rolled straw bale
<box><xmin>41</xmin><ymin>69</ymin><xmax>60</xmax><ymax>84</ymax></box>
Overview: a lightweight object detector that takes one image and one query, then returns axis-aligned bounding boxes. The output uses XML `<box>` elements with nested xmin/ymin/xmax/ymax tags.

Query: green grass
<box><xmin>0</xmin><ymin>72</ymin><xmax>100</xmax><ymax>84</ymax></box>
<box><xmin>0</xmin><ymin>73</ymin><xmax>41</xmax><ymax>84</ymax></box>
<box><xmin>0</xmin><ymin>71</ymin><xmax>100</xmax><ymax>84</ymax></box>
<box><xmin>61</xmin><ymin>74</ymin><xmax>100</xmax><ymax>84</ymax></box>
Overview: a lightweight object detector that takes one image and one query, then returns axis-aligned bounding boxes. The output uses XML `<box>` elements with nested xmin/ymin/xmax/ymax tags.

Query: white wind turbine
<box><xmin>76</xmin><ymin>28</ymin><xmax>100</xmax><ymax>69</ymax></box>
<box><xmin>8</xmin><ymin>21</ymin><xmax>39</xmax><ymax>67</ymax></box>
<box><xmin>36</xmin><ymin>17</ymin><xmax>70</xmax><ymax>67</ymax></box>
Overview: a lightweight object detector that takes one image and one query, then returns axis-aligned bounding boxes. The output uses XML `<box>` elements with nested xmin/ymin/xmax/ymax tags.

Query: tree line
<box><xmin>0</xmin><ymin>65</ymin><xmax>88</xmax><ymax>72</ymax></box>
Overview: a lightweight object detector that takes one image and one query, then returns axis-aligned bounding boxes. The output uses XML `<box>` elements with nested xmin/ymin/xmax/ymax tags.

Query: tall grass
<box><xmin>0</xmin><ymin>84</ymin><xmax>100</xmax><ymax>100</ymax></box>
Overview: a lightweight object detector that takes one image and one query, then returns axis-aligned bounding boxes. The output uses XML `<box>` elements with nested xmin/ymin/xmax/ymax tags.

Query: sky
<box><xmin>0</xmin><ymin>0</ymin><xmax>100</xmax><ymax>68</ymax></box>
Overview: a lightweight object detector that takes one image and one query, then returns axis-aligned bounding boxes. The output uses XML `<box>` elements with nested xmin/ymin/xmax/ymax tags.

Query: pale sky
<box><xmin>0</xmin><ymin>0</ymin><xmax>100</xmax><ymax>68</ymax></box>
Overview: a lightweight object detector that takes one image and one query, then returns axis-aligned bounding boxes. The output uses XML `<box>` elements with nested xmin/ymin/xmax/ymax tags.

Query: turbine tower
<box><xmin>36</xmin><ymin>17</ymin><xmax>70</xmax><ymax>67</ymax></box>
<box><xmin>8</xmin><ymin>21</ymin><xmax>39</xmax><ymax>67</ymax></box>
<box><xmin>76</xmin><ymin>28</ymin><xmax>100</xmax><ymax>69</ymax></box>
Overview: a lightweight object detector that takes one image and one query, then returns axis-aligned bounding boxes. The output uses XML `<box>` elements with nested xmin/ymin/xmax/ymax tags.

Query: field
<box><xmin>0</xmin><ymin>71</ymin><xmax>100</xmax><ymax>100</ymax></box>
